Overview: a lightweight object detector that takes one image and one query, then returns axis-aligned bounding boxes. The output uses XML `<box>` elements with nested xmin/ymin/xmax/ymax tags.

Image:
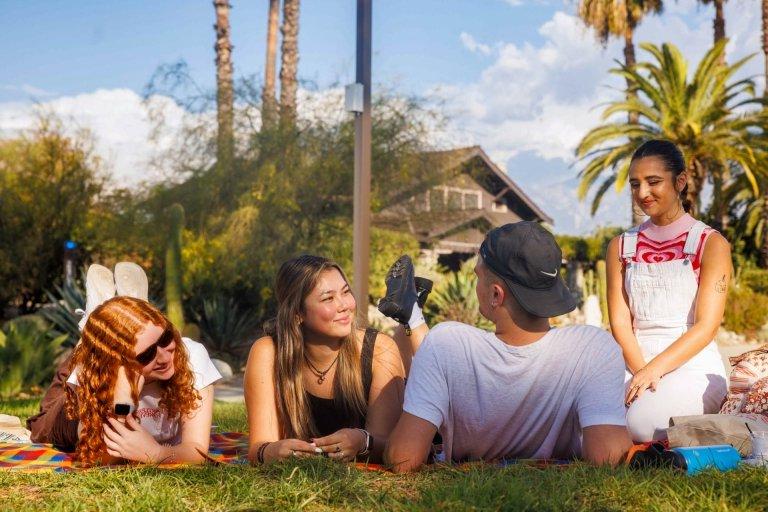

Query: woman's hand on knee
<box><xmin>264</xmin><ymin>438</ymin><xmax>320</xmax><ymax>461</ymax></box>
<box><xmin>625</xmin><ymin>365</ymin><xmax>662</xmax><ymax>405</ymax></box>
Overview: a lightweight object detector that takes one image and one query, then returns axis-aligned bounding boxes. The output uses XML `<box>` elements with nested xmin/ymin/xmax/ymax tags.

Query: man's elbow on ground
<box><xmin>384</xmin><ymin>444</ymin><xmax>425</xmax><ymax>473</ymax></box>
<box><xmin>582</xmin><ymin>425</ymin><xmax>632</xmax><ymax>467</ymax></box>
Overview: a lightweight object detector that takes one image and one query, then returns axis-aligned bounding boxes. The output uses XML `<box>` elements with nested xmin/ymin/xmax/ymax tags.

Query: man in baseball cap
<box><xmin>383</xmin><ymin>222</ymin><xmax>630</xmax><ymax>471</ymax></box>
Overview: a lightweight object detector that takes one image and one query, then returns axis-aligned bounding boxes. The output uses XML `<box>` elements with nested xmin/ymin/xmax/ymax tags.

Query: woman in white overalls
<box><xmin>606</xmin><ymin>140</ymin><xmax>730</xmax><ymax>442</ymax></box>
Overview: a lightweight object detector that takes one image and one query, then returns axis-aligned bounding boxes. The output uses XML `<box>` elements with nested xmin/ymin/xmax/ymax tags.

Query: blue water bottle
<box><xmin>668</xmin><ymin>445</ymin><xmax>741</xmax><ymax>475</ymax></box>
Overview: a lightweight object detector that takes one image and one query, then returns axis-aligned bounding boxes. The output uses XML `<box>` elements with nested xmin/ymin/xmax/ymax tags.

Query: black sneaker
<box><xmin>377</xmin><ymin>255</ymin><xmax>418</xmax><ymax>325</ymax></box>
<box><xmin>415</xmin><ymin>277</ymin><xmax>433</xmax><ymax>308</ymax></box>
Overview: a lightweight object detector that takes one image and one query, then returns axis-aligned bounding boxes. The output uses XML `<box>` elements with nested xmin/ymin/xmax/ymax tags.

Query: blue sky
<box><xmin>0</xmin><ymin>0</ymin><xmax>763</xmax><ymax>234</ymax></box>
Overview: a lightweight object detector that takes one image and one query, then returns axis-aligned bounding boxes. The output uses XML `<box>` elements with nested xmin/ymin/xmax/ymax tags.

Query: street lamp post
<box><xmin>350</xmin><ymin>0</ymin><xmax>372</xmax><ymax>324</ymax></box>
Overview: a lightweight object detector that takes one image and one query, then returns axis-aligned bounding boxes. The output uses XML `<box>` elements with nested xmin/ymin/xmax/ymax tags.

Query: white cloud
<box><xmin>460</xmin><ymin>32</ymin><xmax>492</xmax><ymax>56</ymax></box>
<box><xmin>0</xmin><ymin>88</ymin><xmax>192</xmax><ymax>188</ymax></box>
<box><xmin>428</xmin><ymin>0</ymin><xmax>763</xmax><ymax>233</ymax></box>
<box><xmin>1</xmin><ymin>84</ymin><xmax>56</xmax><ymax>97</ymax></box>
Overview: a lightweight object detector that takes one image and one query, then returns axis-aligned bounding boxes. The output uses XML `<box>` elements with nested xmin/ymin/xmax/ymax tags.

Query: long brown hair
<box><xmin>268</xmin><ymin>255</ymin><xmax>367</xmax><ymax>440</ymax></box>
<box><xmin>65</xmin><ymin>296</ymin><xmax>199</xmax><ymax>465</ymax></box>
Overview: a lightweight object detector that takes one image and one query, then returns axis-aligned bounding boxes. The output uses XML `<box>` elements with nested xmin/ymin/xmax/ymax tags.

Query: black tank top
<box><xmin>307</xmin><ymin>328</ymin><xmax>377</xmax><ymax>437</ymax></box>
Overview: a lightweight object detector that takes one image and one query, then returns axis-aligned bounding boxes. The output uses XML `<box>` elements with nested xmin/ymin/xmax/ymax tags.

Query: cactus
<box><xmin>584</xmin><ymin>269</ymin><xmax>596</xmax><ymax>297</ymax></box>
<box><xmin>165</xmin><ymin>203</ymin><xmax>185</xmax><ymax>330</ymax></box>
<box><xmin>596</xmin><ymin>259</ymin><xmax>608</xmax><ymax>327</ymax></box>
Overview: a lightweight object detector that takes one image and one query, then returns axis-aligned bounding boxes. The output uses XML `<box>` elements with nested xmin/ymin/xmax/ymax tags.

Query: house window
<box><xmin>424</xmin><ymin>186</ymin><xmax>483</xmax><ymax>211</ymax></box>
<box><xmin>447</xmin><ymin>190</ymin><xmax>463</xmax><ymax>210</ymax></box>
<box><xmin>463</xmin><ymin>190</ymin><xmax>482</xmax><ymax>210</ymax></box>
<box><xmin>492</xmin><ymin>200</ymin><xmax>508</xmax><ymax>213</ymax></box>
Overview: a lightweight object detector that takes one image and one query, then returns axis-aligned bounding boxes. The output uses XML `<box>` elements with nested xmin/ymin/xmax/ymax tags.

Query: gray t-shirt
<box><xmin>403</xmin><ymin>322</ymin><xmax>626</xmax><ymax>462</ymax></box>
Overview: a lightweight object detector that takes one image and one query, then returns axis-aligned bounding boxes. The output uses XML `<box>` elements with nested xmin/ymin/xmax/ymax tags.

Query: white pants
<box><xmin>625</xmin><ymin>366</ymin><xmax>727</xmax><ymax>442</ymax></box>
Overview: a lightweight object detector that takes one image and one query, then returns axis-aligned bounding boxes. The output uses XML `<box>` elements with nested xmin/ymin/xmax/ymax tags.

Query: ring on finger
<box><xmin>335</xmin><ymin>445</ymin><xmax>341</xmax><ymax>453</ymax></box>
<box><xmin>291</xmin><ymin>450</ymin><xmax>296</xmax><ymax>457</ymax></box>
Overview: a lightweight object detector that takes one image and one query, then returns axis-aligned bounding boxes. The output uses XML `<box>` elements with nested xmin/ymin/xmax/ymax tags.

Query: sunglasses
<box><xmin>135</xmin><ymin>327</ymin><xmax>175</xmax><ymax>366</ymax></box>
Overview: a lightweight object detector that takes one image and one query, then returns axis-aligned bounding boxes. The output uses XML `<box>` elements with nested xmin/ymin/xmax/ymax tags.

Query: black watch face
<box><xmin>114</xmin><ymin>403</ymin><xmax>131</xmax><ymax>416</ymax></box>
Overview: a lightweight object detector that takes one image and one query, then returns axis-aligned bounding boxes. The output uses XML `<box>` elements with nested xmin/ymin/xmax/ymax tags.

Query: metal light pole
<box><xmin>349</xmin><ymin>0</ymin><xmax>372</xmax><ymax>324</ymax></box>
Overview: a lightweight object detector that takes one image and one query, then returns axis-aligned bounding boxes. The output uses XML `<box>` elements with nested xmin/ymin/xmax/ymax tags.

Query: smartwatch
<box><xmin>114</xmin><ymin>403</ymin><xmax>132</xmax><ymax>416</ymax></box>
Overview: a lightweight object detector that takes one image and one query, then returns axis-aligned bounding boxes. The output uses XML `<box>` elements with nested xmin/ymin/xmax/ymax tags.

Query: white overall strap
<box><xmin>621</xmin><ymin>226</ymin><xmax>640</xmax><ymax>260</ymax></box>
<box><xmin>683</xmin><ymin>221</ymin><xmax>709</xmax><ymax>257</ymax></box>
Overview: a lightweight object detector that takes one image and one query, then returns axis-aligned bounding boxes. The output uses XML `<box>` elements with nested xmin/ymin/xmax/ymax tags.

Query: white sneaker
<box><xmin>114</xmin><ymin>261</ymin><xmax>149</xmax><ymax>301</ymax></box>
<box><xmin>76</xmin><ymin>264</ymin><xmax>116</xmax><ymax>331</ymax></box>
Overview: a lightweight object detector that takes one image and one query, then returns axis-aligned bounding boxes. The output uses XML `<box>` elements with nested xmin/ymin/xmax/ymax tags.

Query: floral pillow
<box><xmin>720</xmin><ymin>347</ymin><xmax>768</xmax><ymax>415</ymax></box>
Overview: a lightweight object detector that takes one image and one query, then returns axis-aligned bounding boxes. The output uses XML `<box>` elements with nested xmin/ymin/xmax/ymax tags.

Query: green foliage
<box><xmin>425</xmin><ymin>258</ymin><xmax>493</xmax><ymax>330</ymax></box>
<box><xmin>0</xmin><ymin>315</ymin><xmax>65</xmax><ymax>398</ymax></box>
<box><xmin>741</xmin><ymin>267</ymin><xmax>768</xmax><ymax>295</ymax></box>
<box><xmin>188</xmin><ymin>295</ymin><xmax>260</xmax><ymax>368</ymax></box>
<box><xmin>0</xmin><ymin>116</ymin><xmax>103</xmax><ymax>313</ymax></box>
<box><xmin>576</xmin><ymin>40</ymin><xmax>767</xmax><ymax>216</ymax></box>
<box><xmin>556</xmin><ymin>226</ymin><xmax>623</xmax><ymax>262</ymax></box>
<box><xmin>723</xmin><ymin>284</ymin><xmax>768</xmax><ymax>335</ymax></box>
<box><xmin>165</xmin><ymin>203</ymin><xmax>185</xmax><ymax>330</ymax></box>
<box><xmin>595</xmin><ymin>259</ymin><xmax>608</xmax><ymax>325</ymax></box>
<box><xmin>367</xmin><ymin>228</ymin><xmax>420</xmax><ymax>301</ymax></box>
<box><xmin>40</xmin><ymin>277</ymin><xmax>85</xmax><ymax>348</ymax></box>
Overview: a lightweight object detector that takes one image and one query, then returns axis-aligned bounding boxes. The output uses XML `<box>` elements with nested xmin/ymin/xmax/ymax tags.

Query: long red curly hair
<box><xmin>65</xmin><ymin>296</ymin><xmax>200</xmax><ymax>465</ymax></box>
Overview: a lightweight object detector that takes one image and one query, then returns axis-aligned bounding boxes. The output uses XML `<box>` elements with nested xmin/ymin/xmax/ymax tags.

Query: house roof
<box><xmin>424</xmin><ymin>145</ymin><xmax>553</xmax><ymax>225</ymax></box>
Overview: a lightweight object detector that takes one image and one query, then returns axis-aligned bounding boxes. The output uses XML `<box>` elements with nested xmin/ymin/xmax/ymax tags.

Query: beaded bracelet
<box><xmin>256</xmin><ymin>442</ymin><xmax>270</xmax><ymax>463</ymax></box>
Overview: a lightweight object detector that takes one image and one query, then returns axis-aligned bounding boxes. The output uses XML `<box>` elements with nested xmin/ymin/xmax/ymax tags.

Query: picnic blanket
<box><xmin>0</xmin><ymin>432</ymin><xmax>572</xmax><ymax>473</ymax></box>
<box><xmin>0</xmin><ymin>432</ymin><xmax>250</xmax><ymax>473</ymax></box>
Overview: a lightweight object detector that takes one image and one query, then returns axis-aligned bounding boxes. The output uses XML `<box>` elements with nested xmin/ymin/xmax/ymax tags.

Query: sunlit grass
<box><xmin>2</xmin><ymin>398</ymin><xmax>768</xmax><ymax>511</ymax></box>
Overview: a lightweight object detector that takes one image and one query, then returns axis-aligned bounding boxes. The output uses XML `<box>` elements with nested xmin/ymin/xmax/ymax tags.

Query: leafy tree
<box><xmin>576</xmin><ymin>41</ymin><xmax>766</xmax><ymax>217</ymax></box>
<box><xmin>0</xmin><ymin>117</ymin><xmax>103</xmax><ymax>314</ymax></box>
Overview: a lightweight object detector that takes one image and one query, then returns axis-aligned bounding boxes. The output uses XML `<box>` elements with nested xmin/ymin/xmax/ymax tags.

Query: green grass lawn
<box><xmin>2</xmin><ymin>399</ymin><xmax>768</xmax><ymax>511</ymax></box>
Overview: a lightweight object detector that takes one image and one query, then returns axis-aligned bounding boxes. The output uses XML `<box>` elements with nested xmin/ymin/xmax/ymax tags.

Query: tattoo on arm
<box><xmin>715</xmin><ymin>275</ymin><xmax>727</xmax><ymax>294</ymax></box>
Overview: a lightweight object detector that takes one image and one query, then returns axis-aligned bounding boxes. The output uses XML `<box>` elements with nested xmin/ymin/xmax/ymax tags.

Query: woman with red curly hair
<box><xmin>62</xmin><ymin>296</ymin><xmax>221</xmax><ymax>465</ymax></box>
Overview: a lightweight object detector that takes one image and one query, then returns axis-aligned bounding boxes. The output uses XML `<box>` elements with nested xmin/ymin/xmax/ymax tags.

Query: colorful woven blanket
<box><xmin>0</xmin><ymin>432</ymin><xmax>249</xmax><ymax>473</ymax></box>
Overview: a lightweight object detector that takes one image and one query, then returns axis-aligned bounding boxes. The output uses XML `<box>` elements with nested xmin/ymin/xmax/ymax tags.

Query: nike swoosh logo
<box><xmin>540</xmin><ymin>270</ymin><xmax>558</xmax><ymax>277</ymax></box>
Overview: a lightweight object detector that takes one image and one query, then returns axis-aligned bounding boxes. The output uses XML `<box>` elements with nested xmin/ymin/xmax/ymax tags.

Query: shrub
<box><xmin>425</xmin><ymin>258</ymin><xmax>493</xmax><ymax>330</ymax></box>
<box><xmin>189</xmin><ymin>295</ymin><xmax>261</xmax><ymax>368</ymax></box>
<box><xmin>741</xmin><ymin>268</ymin><xmax>768</xmax><ymax>295</ymax></box>
<box><xmin>724</xmin><ymin>285</ymin><xmax>768</xmax><ymax>336</ymax></box>
<box><xmin>0</xmin><ymin>315</ymin><xmax>66</xmax><ymax>398</ymax></box>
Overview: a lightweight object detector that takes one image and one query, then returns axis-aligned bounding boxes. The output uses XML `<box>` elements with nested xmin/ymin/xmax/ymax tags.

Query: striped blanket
<box><xmin>0</xmin><ymin>432</ymin><xmax>249</xmax><ymax>473</ymax></box>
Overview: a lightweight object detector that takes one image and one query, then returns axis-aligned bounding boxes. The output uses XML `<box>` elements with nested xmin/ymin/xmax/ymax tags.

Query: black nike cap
<box><xmin>479</xmin><ymin>221</ymin><xmax>577</xmax><ymax>318</ymax></box>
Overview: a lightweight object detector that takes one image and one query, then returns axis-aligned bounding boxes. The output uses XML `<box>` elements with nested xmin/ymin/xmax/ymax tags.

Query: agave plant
<box><xmin>0</xmin><ymin>315</ymin><xmax>66</xmax><ymax>398</ymax></box>
<box><xmin>425</xmin><ymin>258</ymin><xmax>493</xmax><ymax>331</ymax></box>
<box><xmin>40</xmin><ymin>279</ymin><xmax>85</xmax><ymax>348</ymax></box>
<box><xmin>189</xmin><ymin>295</ymin><xmax>261</xmax><ymax>367</ymax></box>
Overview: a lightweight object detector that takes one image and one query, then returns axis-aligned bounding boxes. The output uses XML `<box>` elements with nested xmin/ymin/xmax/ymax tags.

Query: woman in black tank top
<box><xmin>244</xmin><ymin>255</ymin><xmax>406</xmax><ymax>464</ymax></box>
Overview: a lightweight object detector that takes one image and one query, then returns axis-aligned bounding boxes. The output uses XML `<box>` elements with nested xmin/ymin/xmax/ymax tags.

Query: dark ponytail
<box><xmin>631</xmin><ymin>139</ymin><xmax>691</xmax><ymax>213</ymax></box>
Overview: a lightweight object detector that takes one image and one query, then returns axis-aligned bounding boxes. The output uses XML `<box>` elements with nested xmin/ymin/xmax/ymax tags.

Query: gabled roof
<box><xmin>424</xmin><ymin>146</ymin><xmax>553</xmax><ymax>225</ymax></box>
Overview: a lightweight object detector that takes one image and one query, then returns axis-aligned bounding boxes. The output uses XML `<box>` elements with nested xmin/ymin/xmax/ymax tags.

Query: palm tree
<box><xmin>576</xmin><ymin>41</ymin><xmax>764</xmax><ymax>217</ymax></box>
<box><xmin>578</xmin><ymin>0</ymin><xmax>663</xmax><ymax>224</ymax></box>
<box><xmin>262</xmin><ymin>0</ymin><xmax>280</xmax><ymax>129</ymax></box>
<box><xmin>213</xmin><ymin>0</ymin><xmax>234</xmax><ymax>170</ymax></box>
<box><xmin>698</xmin><ymin>0</ymin><xmax>727</xmax><ymax>45</ymax></box>
<box><xmin>279</xmin><ymin>0</ymin><xmax>300</xmax><ymax>126</ymax></box>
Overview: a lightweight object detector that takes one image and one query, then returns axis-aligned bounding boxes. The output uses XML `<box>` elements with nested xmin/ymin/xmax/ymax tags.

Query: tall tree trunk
<box><xmin>214</xmin><ymin>0</ymin><xmax>234</xmax><ymax>178</ymax></box>
<box><xmin>686</xmin><ymin>159</ymin><xmax>706</xmax><ymax>218</ymax></box>
<box><xmin>262</xmin><ymin>0</ymin><xmax>280</xmax><ymax>129</ymax></box>
<box><xmin>279</xmin><ymin>0</ymin><xmax>300</xmax><ymax>126</ymax></box>
<box><xmin>760</xmin><ymin>0</ymin><xmax>768</xmax><ymax>267</ymax></box>
<box><xmin>713</xmin><ymin>0</ymin><xmax>726</xmax><ymax>65</ymax></box>
<box><xmin>624</xmin><ymin>25</ymin><xmax>645</xmax><ymax>226</ymax></box>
